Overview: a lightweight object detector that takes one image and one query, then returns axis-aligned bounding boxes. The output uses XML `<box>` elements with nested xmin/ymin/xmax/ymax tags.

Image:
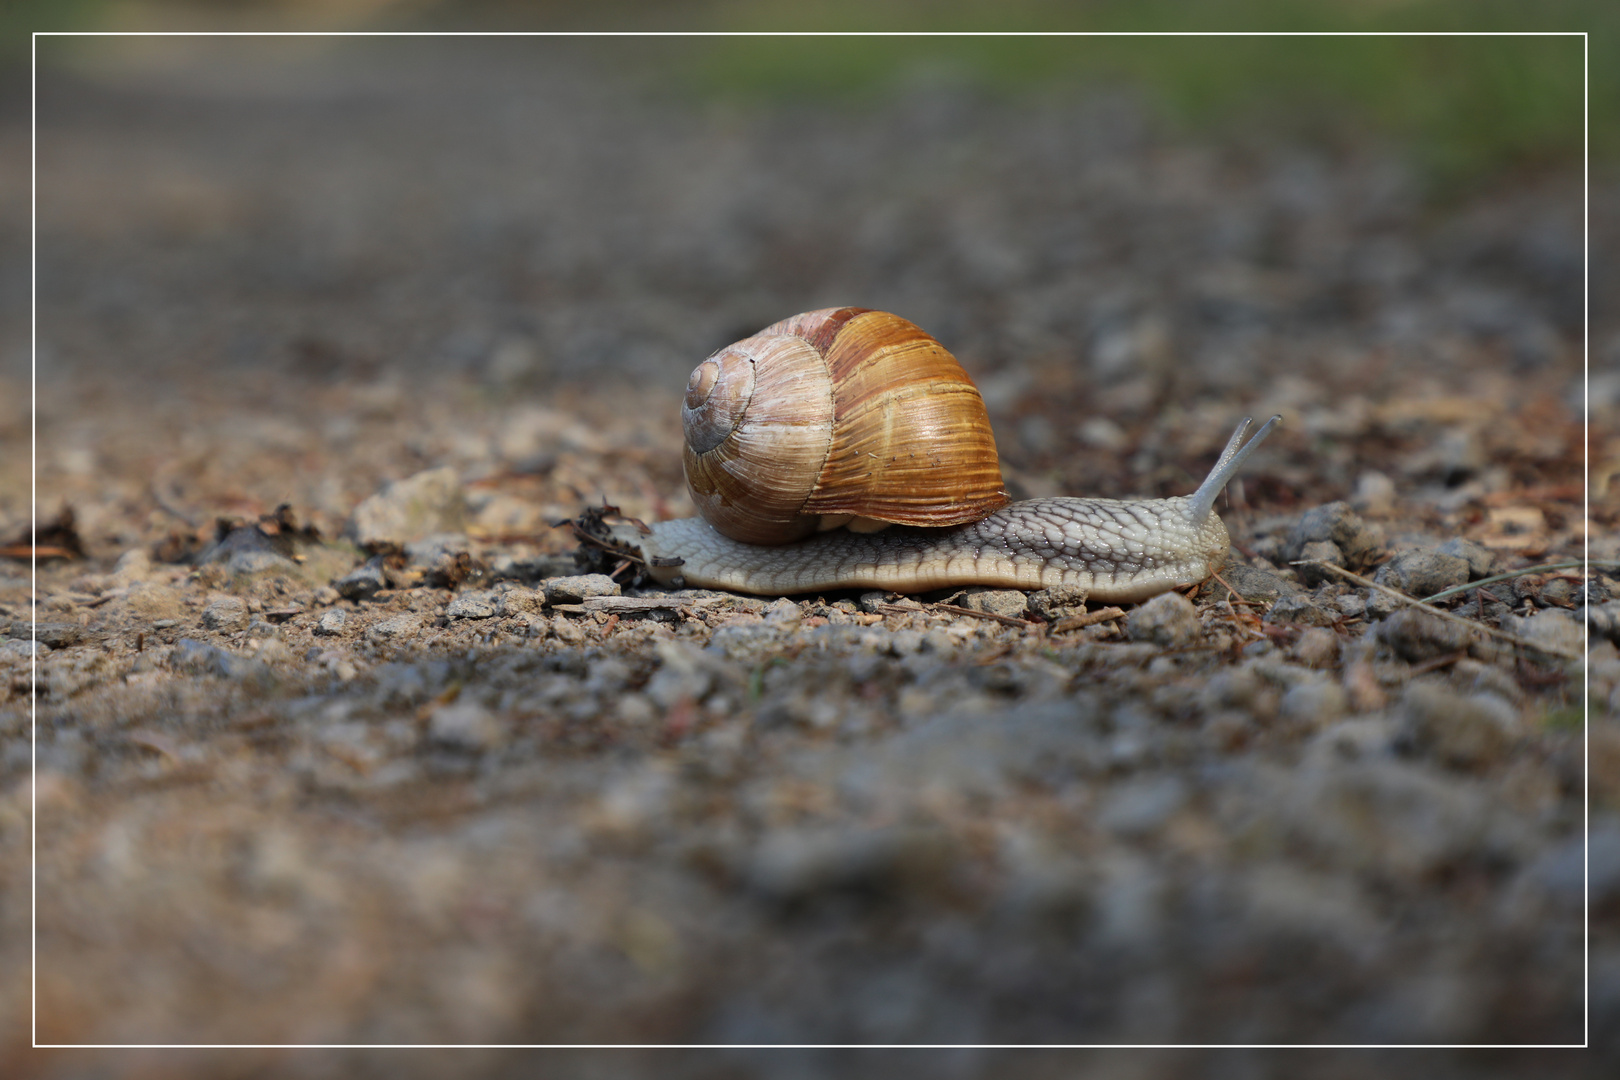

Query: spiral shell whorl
<box><xmin>680</xmin><ymin>308</ymin><xmax>1010</xmax><ymax>545</ymax></box>
<box><xmin>681</xmin><ymin>334</ymin><xmax>834</xmax><ymax>545</ymax></box>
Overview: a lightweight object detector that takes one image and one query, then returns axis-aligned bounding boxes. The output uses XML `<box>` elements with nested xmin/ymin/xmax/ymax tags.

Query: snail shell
<box><xmin>681</xmin><ymin>308</ymin><xmax>1011</xmax><ymax>545</ymax></box>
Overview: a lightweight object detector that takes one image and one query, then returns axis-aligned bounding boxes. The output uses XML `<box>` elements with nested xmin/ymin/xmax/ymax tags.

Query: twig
<box><xmin>930</xmin><ymin>602</ymin><xmax>1038</xmax><ymax>627</ymax></box>
<box><xmin>1419</xmin><ymin>559</ymin><xmax>1618</xmax><ymax>605</ymax></box>
<box><xmin>0</xmin><ymin>544</ymin><xmax>76</xmax><ymax>561</ymax></box>
<box><xmin>1049</xmin><ymin>606</ymin><xmax>1127</xmax><ymax>633</ymax></box>
<box><xmin>1292</xmin><ymin>560</ymin><xmax>1582</xmax><ymax>662</ymax></box>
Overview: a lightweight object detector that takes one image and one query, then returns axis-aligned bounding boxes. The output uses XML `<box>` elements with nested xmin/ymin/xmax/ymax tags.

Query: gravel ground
<box><xmin>3</xmin><ymin>37</ymin><xmax>1615</xmax><ymax>1077</ymax></box>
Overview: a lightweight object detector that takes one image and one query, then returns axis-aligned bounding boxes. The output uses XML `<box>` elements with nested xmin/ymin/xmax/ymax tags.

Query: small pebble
<box><xmin>314</xmin><ymin>610</ymin><xmax>348</xmax><ymax>636</ymax></box>
<box><xmin>334</xmin><ymin>560</ymin><xmax>389</xmax><ymax>602</ymax></box>
<box><xmin>1295</xmin><ymin>540</ymin><xmax>1346</xmax><ymax>588</ymax></box>
<box><xmin>1333</xmin><ymin>593</ymin><xmax>1368</xmax><ymax>619</ymax></box>
<box><xmin>1265</xmin><ymin>594</ymin><xmax>1338</xmax><ymax>627</ymax></box>
<box><xmin>201</xmin><ymin>596</ymin><xmax>249</xmax><ymax>632</ymax></box>
<box><xmin>1126</xmin><ymin>591</ymin><xmax>1201</xmax><ymax>648</ymax></box>
<box><xmin>764</xmin><ymin>598</ymin><xmax>802</xmax><ymax>631</ymax></box>
<box><xmin>367</xmin><ymin>614</ymin><xmax>422</xmax><ymax>640</ymax></box>
<box><xmin>1374</xmin><ymin>550</ymin><xmax>1470</xmax><ymax>600</ymax></box>
<box><xmin>1435</xmin><ymin>537</ymin><xmax>1496</xmax><ymax>580</ymax></box>
<box><xmin>542</xmin><ymin>574</ymin><xmax>620</xmax><ymax>605</ymax></box>
<box><xmin>497</xmin><ymin>588</ymin><xmax>545</xmax><ymax>616</ymax></box>
<box><xmin>549</xmin><ymin>615</ymin><xmax>586</xmax><ymax>644</ymax></box>
<box><xmin>1538</xmin><ymin>578</ymin><xmax>1578</xmax><ymax>608</ymax></box>
<box><xmin>857</xmin><ymin>591</ymin><xmax>891</xmax><ymax>614</ymax></box>
<box><xmin>957</xmin><ymin>588</ymin><xmax>1030</xmax><ymax>620</ymax></box>
<box><xmin>446</xmin><ymin>590</ymin><xmax>499</xmax><ymax>619</ymax></box>
<box><xmin>111</xmin><ymin>548</ymin><xmax>153</xmax><ymax>586</ymax></box>
<box><xmin>1197</xmin><ymin>563</ymin><xmax>1298</xmax><ymax>604</ymax></box>
<box><xmin>1363</xmin><ymin>588</ymin><xmax>1403</xmax><ymax>621</ymax></box>
<box><xmin>10</xmin><ymin>621</ymin><xmax>81</xmax><ymax>648</ymax></box>
<box><xmin>349</xmin><ymin>466</ymin><xmax>466</xmax><ymax>548</ymax></box>
<box><xmin>0</xmin><ymin>639</ymin><xmax>49</xmax><ymax>659</ymax></box>
<box><xmin>1284</xmin><ymin>501</ymin><xmax>1382</xmax><ymax>569</ymax></box>
<box><xmin>1028</xmin><ymin>584</ymin><xmax>1090</xmax><ymax>620</ymax></box>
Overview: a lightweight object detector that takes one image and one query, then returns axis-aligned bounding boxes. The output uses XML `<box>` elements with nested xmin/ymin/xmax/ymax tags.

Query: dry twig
<box><xmin>1049</xmin><ymin>606</ymin><xmax>1127</xmax><ymax>633</ymax></box>
<box><xmin>1293</xmin><ymin>560</ymin><xmax>1582</xmax><ymax>662</ymax></box>
<box><xmin>930</xmin><ymin>602</ymin><xmax>1039</xmax><ymax>627</ymax></box>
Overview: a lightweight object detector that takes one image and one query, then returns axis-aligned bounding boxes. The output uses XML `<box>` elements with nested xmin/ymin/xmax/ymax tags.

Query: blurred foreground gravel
<box><xmin>2</xmin><ymin>38</ymin><xmax>1615</xmax><ymax>1078</ymax></box>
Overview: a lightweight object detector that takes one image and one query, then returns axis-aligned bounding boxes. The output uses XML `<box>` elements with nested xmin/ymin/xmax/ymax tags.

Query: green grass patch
<box><xmin>666</xmin><ymin>0</ymin><xmax>1601</xmax><ymax>190</ymax></box>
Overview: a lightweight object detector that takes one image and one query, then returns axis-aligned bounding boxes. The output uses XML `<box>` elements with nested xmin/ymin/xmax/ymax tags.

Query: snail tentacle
<box><xmin>1187</xmin><ymin>415</ymin><xmax>1282</xmax><ymax>525</ymax></box>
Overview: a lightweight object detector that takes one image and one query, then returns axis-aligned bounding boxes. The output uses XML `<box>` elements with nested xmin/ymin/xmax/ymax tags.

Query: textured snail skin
<box><xmin>612</xmin><ymin>415</ymin><xmax>1281</xmax><ymax>601</ymax></box>
<box><xmin>627</xmin><ymin>496</ymin><xmax>1230</xmax><ymax>601</ymax></box>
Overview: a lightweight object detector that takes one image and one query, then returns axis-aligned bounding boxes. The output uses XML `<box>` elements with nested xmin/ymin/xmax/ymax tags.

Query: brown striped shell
<box><xmin>681</xmin><ymin>308</ymin><xmax>1011</xmax><ymax>545</ymax></box>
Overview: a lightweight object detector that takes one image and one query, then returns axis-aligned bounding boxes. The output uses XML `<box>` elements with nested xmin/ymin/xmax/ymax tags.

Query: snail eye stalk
<box><xmin>1187</xmin><ymin>414</ymin><xmax>1281</xmax><ymax>524</ymax></box>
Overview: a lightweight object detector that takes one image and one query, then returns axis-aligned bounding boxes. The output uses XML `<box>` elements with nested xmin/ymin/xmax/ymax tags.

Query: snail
<box><xmin>604</xmin><ymin>307</ymin><xmax>1279</xmax><ymax>602</ymax></box>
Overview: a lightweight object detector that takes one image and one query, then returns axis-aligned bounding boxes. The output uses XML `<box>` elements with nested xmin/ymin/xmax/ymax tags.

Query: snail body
<box><xmin>631</xmin><ymin>494</ymin><xmax>1232</xmax><ymax>602</ymax></box>
<box><xmin>611</xmin><ymin>309</ymin><xmax>1280</xmax><ymax>600</ymax></box>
